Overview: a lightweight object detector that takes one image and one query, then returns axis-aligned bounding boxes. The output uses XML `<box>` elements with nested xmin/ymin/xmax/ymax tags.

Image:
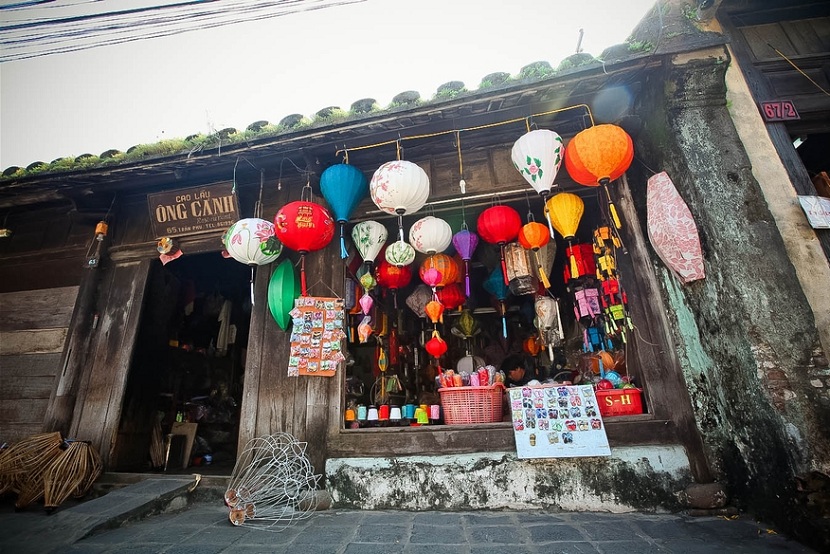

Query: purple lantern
<box><xmin>452</xmin><ymin>228</ymin><xmax>479</xmax><ymax>297</ymax></box>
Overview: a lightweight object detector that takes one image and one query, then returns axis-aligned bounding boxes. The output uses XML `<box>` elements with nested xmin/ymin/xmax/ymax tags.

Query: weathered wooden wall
<box><xmin>0</xmin><ymin>286</ymin><xmax>78</xmax><ymax>442</ymax></box>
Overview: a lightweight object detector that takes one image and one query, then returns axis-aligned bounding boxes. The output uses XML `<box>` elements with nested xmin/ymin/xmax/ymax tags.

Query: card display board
<box><xmin>287</xmin><ymin>296</ymin><xmax>346</xmax><ymax>377</ymax></box>
<box><xmin>508</xmin><ymin>385</ymin><xmax>611</xmax><ymax>459</ymax></box>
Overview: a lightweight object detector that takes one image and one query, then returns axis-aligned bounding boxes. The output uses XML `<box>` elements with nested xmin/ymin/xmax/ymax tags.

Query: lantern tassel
<box><xmin>603</xmin><ymin>182</ymin><xmax>623</xmax><ymax>229</ymax></box>
<box><xmin>499</xmin><ymin>244</ymin><xmax>509</xmax><ymax>286</ymax></box>
<box><xmin>250</xmin><ymin>266</ymin><xmax>256</xmax><ymax>306</ymax></box>
<box><xmin>340</xmin><ymin>224</ymin><xmax>348</xmax><ymax>259</ymax></box>
<box><xmin>300</xmin><ymin>254</ymin><xmax>308</xmax><ymax>296</ymax></box>
<box><xmin>500</xmin><ymin>301</ymin><xmax>507</xmax><ymax>338</ymax></box>
<box><xmin>544</xmin><ymin>206</ymin><xmax>556</xmax><ymax>239</ymax></box>
<box><xmin>464</xmin><ymin>260</ymin><xmax>471</xmax><ymax>297</ymax></box>
<box><xmin>534</xmin><ymin>251</ymin><xmax>551</xmax><ymax>289</ymax></box>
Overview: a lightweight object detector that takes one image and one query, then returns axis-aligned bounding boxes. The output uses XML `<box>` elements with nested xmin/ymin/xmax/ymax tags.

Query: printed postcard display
<box><xmin>287</xmin><ymin>296</ymin><xmax>346</xmax><ymax>377</ymax></box>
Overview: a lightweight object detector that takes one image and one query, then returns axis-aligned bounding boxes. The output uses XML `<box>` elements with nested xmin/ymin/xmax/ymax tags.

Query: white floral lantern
<box><xmin>409</xmin><ymin>215</ymin><xmax>452</xmax><ymax>255</ymax></box>
<box><xmin>370</xmin><ymin>160</ymin><xmax>430</xmax><ymax>243</ymax></box>
<box><xmin>351</xmin><ymin>220</ymin><xmax>388</xmax><ymax>266</ymax></box>
<box><xmin>223</xmin><ymin>218</ymin><xmax>282</xmax><ymax>266</ymax></box>
<box><xmin>385</xmin><ymin>240</ymin><xmax>416</xmax><ymax>267</ymax></box>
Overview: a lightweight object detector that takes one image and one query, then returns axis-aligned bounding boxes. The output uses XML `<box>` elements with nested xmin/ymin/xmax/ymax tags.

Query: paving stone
<box><xmin>594</xmin><ymin>540</ymin><xmax>663</xmax><ymax>553</ymax></box>
<box><xmin>344</xmin><ymin>543</ymin><xmax>406</xmax><ymax>554</ymax></box>
<box><xmin>291</xmin><ymin>524</ymin><xmax>355</xmax><ymax>544</ymax></box>
<box><xmin>577</xmin><ymin>520</ymin><xmax>641</xmax><ymax>541</ymax></box>
<box><xmin>412</xmin><ymin>511</ymin><xmax>464</xmax><ymax>526</ymax></box>
<box><xmin>469</xmin><ymin>524</ymin><xmax>525</xmax><ymax>544</ymax></box>
<box><xmin>355</xmin><ymin>522</ymin><xmax>409</xmax><ymax>542</ymax></box>
<box><xmin>404</xmin><ymin>544</ymin><xmax>471</xmax><ymax>554</ymax></box>
<box><xmin>410</xmin><ymin>523</ymin><xmax>468</xmax><ymax>544</ymax></box>
<box><xmin>470</xmin><ymin>547</ymin><xmax>540</xmax><ymax>554</ymax></box>
<box><xmin>464</xmin><ymin>513</ymin><xmax>518</xmax><ymax>526</ymax></box>
<box><xmin>527</xmin><ymin>523</ymin><xmax>586</xmax><ymax>543</ymax></box>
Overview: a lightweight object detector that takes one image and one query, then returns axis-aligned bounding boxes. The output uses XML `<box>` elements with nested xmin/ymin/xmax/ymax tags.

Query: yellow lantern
<box><xmin>546</xmin><ymin>192</ymin><xmax>584</xmax><ymax>278</ymax></box>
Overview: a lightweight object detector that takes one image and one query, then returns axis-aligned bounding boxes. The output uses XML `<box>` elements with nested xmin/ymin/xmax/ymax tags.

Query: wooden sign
<box><xmin>508</xmin><ymin>384</ymin><xmax>611</xmax><ymax>459</ymax></box>
<box><xmin>148</xmin><ymin>182</ymin><xmax>239</xmax><ymax>238</ymax></box>
<box><xmin>287</xmin><ymin>296</ymin><xmax>346</xmax><ymax>377</ymax></box>
<box><xmin>760</xmin><ymin>100</ymin><xmax>799</xmax><ymax>122</ymax></box>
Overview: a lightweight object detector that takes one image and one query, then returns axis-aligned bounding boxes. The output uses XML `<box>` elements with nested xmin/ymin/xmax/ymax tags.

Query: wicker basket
<box><xmin>438</xmin><ymin>385</ymin><xmax>504</xmax><ymax>425</ymax></box>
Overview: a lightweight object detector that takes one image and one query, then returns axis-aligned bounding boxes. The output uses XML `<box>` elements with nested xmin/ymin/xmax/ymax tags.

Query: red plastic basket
<box><xmin>438</xmin><ymin>385</ymin><xmax>504</xmax><ymax>425</ymax></box>
<box><xmin>596</xmin><ymin>388</ymin><xmax>644</xmax><ymax>417</ymax></box>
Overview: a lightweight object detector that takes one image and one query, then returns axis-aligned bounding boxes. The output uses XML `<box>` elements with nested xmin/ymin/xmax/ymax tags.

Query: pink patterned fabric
<box><xmin>647</xmin><ymin>171</ymin><xmax>705</xmax><ymax>284</ymax></box>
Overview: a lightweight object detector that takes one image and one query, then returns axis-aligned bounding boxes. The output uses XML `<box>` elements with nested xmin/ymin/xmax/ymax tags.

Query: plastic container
<box><xmin>438</xmin><ymin>385</ymin><xmax>504</xmax><ymax>425</ymax></box>
<box><xmin>595</xmin><ymin>388</ymin><xmax>644</xmax><ymax>417</ymax></box>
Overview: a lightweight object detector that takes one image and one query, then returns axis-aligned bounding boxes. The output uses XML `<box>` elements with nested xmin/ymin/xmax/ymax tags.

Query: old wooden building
<box><xmin>1</xmin><ymin>0</ymin><xmax>828</xmax><ymax>548</ymax></box>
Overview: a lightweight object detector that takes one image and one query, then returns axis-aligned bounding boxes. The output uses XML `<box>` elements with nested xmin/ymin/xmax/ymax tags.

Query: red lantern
<box><xmin>425</xmin><ymin>331</ymin><xmax>448</xmax><ymax>358</ymax></box>
<box><xmin>518</xmin><ymin>221</ymin><xmax>552</xmax><ymax>289</ymax></box>
<box><xmin>436</xmin><ymin>282</ymin><xmax>465</xmax><ymax>310</ymax></box>
<box><xmin>477</xmin><ymin>205</ymin><xmax>521</xmax><ymax>285</ymax></box>
<box><xmin>274</xmin><ymin>200</ymin><xmax>335</xmax><ymax>295</ymax></box>
<box><xmin>564</xmin><ymin>124</ymin><xmax>634</xmax><ymax>230</ymax></box>
<box><xmin>375</xmin><ymin>259</ymin><xmax>413</xmax><ymax>309</ymax></box>
<box><xmin>419</xmin><ymin>254</ymin><xmax>459</xmax><ymax>288</ymax></box>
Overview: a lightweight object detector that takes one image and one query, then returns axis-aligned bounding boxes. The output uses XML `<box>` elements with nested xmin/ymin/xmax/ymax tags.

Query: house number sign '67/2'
<box><xmin>760</xmin><ymin>99</ymin><xmax>800</xmax><ymax>122</ymax></box>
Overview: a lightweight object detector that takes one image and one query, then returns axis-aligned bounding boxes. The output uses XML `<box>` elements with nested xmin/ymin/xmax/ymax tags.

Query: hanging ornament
<box><xmin>436</xmin><ymin>282</ymin><xmax>465</xmax><ymax>311</ymax></box>
<box><xmin>546</xmin><ymin>192</ymin><xmax>584</xmax><ymax>280</ymax></box>
<box><xmin>319</xmin><ymin>163</ymin><xmax>369</xmax><ymax>259</ymax></box>
<box><xmin>405</xmin><ymin>284</ymin><xmax>433</xmax><ymax>319</ymax></box>
<box><xmin>358</xmin><ymin>315</ymin><xmax>373</xmax><ymax>343</ymax></box>
<box><xmin>375</xmin><ymin>259</ymin><xmax>413</xmax><ymax>309</ymax></box>
<box><xmin>385</xmin><ymin>240</ymin><xmax>416</xmax><ymax>267</ymax></box>
<box><xmin>483</xmin><ymin>266</ymin><xmax>510</xmax><ymax>338</ymax></box>
<box><xmin>535</xmin><ymin>295</ymin><xmax>565</xmax><ymax>362</ymax></box>
<box><xmin>267</xmin><ymin>259</ymin><xmax>299</xmax><ymax>331</ymax></box>
<box><xmin>425</xmin><ymin>299</ymin><xmax>445</xmax><ymax>325</ymax></box>
<box><xmin>224</xmin><ymin>218</ymin><xmax>283</xmax><ymax>305</ymax></box>
<box><xmin>450</xmin><ymin>309</ymin><xmax>480</xmax><ymax>340</ymax></box>
<box><xmin>369</xmin><ymin>159</ymin><xmax>430</xmax><ymax>242</ymax></box>
<box><xmin>359</xmin><ymin>293</ymin><xmax>374</xmax><ymax>316</ymax></box>
<box><xmin>523</xmin><ymin>336</ymin><xmax>542</xmax><ymax>357</ymax></box>
<box><xmin>452</xmin><ymin>227</ymin><xmax>479</xmax><ymax>297</ymax></box>
<box><xmin>409</xmin><ymin>215</ymin><xmax>452</xmax><ymax>255</ymax></box>
<box><xmin>425</xmin><ymin>330</ymin><xmax>448</xmax><ymax>359</ymax></box>
<box><xmin>419</xmin><ymin>254</ymin><xmax>459</xmax><ymax>290</ymax></box>
<box><xmin>504</xmin><ymin>242</ymin><xmax>537</xmax><ymax>296</ymax></box>
<box><xmin>273</xmin><ymin>192</ymin><xmax>335</xmax><ymax>296</ymax></box>
<box><xmin>518</xmin><ymin>221</ymin><xmax>552</xmax><ymax>289</ymax></box>
<box><xmin>564</xmin><ymin>124</ymin><xmax>634</xmax><ymax>230</ymax></box>
<box><xmin>511</xmin><ymin>128</ymin><xmax>564</xmax><ymax>235</ymax></box>
<box><xmin>351</xmin><ymin>220</ymin><xmax>388</xmax><ymax>269</ymax></box>
<box><xmin>477</xmin><ymin>205</ymin><xmax>521</xmax><ymax>286</ymax></box>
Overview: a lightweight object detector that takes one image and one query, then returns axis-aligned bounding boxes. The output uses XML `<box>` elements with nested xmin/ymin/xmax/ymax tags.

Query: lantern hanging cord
<box><xmin>455</xmin><ymin>131</ymin><xmax>463</xmax><ymax>177</ymax></box>
<box><xmin>254</xmin><ymin>169</ymin><xmax>265</xmax><ymax>219</ymax></box>
<box><xmin>767</xmin><ymin>43</ymin><xmax>830</xmax><ymax>96</ymax></box>
<box><xmin>334</xmin><ymin>104</ymin><xmax>594</xmax><ymax>157</ymax></box>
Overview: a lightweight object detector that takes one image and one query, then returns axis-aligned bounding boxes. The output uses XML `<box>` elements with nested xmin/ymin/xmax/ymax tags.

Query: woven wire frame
<box><xmin>224</xmin><ymin>433</ymin><xmax>321</xmax><ymax>530</ymax></box>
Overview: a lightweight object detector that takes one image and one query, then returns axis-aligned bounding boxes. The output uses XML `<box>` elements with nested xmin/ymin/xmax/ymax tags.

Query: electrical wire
<box><xmin>0</xmin><ymin>0</ymin><xmax>365</xmax><ymax>61</ymax></box>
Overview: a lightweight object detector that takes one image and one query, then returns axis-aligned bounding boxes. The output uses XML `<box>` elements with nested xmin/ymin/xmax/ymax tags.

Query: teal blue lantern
<box><xmin>483</xmin><ymin>266</ymin><xmax>510</xmax><ymax>338</ymax></box>
<box><xmin>320</xmin><ymin>163</ymin><xmax>369</xmax><ymax>259</ymax></box>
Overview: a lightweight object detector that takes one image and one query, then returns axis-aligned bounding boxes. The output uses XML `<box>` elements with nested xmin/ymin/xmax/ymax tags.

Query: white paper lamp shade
<box><xmin>351</xmin><ymin>220</ymin><xmax>388</xmax><ymax>264</ymax></box>
<box><xmin>511</xmin><ymin>129</ymin><xmax>564</xmax><ymax>198</ymax></box>
<box><xmin>223</xmin><ymin>218</ymin><xmax>282</xmax><ymax>266</ymax></box>
<box><xmin>385</xmin><ymin>240</ymin><xmax>416</xmax><ymax>267</ymax></box>
<box><xmin>369</xmin><ymin>160</ymin><xmax>430</xmax><ymax>215</ymax></box>
<box><xmin>409</xmin><ymin>216</ymin><xmax>452</xmax><ymax>254</ymax></box>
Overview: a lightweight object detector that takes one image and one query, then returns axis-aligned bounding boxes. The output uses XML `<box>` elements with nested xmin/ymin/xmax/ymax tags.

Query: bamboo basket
<box><xmin>44</xmin><ymin>441</ymin><xmax>102</xmax><ymax>510</ymax></box>
<box><xmin>0</xmin><ymin>432</ymin><xmax>63</xmax><ymax>497</ymax></box>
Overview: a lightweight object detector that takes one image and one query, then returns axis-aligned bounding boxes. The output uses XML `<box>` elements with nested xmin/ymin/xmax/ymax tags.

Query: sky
<box><xmin>0</xmin><ymin>0</ymin><xmax>657</xmax><ymax>169</ymax></box>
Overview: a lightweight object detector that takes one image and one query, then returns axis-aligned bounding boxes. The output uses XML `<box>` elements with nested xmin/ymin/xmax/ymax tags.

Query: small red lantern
<box><xmin>564</xmin><ymin>124</ymin><xmax>634</xmax><ymax>230</ymax></box>
<box><xmin>425</xmin><ymin>331</ymin><xmax>448</xmax><ymax>358</ymax></box>
<box><xmin>375</xmin><ymin>259</ymin><xmax>413</xmax><ymax>308</ymax></box>
<box><xmin>477</xmin><ymin>205</ymin><xmax>522</xmax><ymax>285</ymax></box>
<box><xmin>274</xmin><ymin>200</ymin><xmax>335</xmax><ymax>295</ymax></box>
<box><xmin>518</xmin><ymin>221</ymin><xmax>552</xmax><ymax>289</ymax></box>
<box><xmin>436</xmin><ymin>282</ymin><xmax>465</xmax><ymax>310</ymax></box>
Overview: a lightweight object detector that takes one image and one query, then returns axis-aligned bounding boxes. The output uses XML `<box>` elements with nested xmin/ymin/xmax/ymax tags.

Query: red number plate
<box><xmin>760</xmin><ymin>100</ymin><xmax>800</xmax><ymax>122</ymax></box>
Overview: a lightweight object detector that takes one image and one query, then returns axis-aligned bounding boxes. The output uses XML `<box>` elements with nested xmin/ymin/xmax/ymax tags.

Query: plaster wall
<box><xmin>723</xmin><ymin>45</ymin><xmax>830</xmax><ymax>359</ymax></box>
<box><xmin>326</xmin><ymin>446</ymin><xmax>692</xmax><ymax>512</ymax></box>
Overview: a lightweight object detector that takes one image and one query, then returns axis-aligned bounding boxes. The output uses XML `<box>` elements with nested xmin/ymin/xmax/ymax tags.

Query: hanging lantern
<box><xmin>274</xmin><ymin>200</ymin><xmax>335</xmax><ymax>295</ymax></box>
<box><xmin>419</xmin><ymin>254</ymin><xmax>459</xmax><ymax>289</ymax></box>
<box><xmin>504</xmin><ymin>242</ymin><xmax>537</xmax><ymax>296</ymax></box>
<box><xmin>535</xmin><ymin>295</ymin><xmax>565</xmax><ymax>362</ymax></box>
<box><xmin>425</xmin><ymin>330</ymin><xmax>448</xmax><ymax>359</ymax></box>
<box><xmin>477</xmin><ymin>205</ymin><xmax>521</xmax><ymax>286</ymax></box>
<box><xmin>546</xmin><ymin>192</ymin><xmax>584</xmax><ymax>280</ymax></box>
<box><xmin>369</xmin><ymin>160</ymin><xmax>430</xmax><ymax>241</ymax></box>
<box><xmin>436</xmin><ymin>282</ymin><xmax>465</xmax><ymax>310</ymax></box>
<box><xmin>351</xmin><ymin>220</ymin><xmax>388</xmax><ymax>268</ymax></box>
<box><xmin>425</xmin><ymin>299</ymin><xmax>445</xmax><ymax>324</ymax></box>
<box><xmin>483</xmin><ymin>266</ymin><xmax>510</xmax><ymax>338</ymax></box>
<box><xmin>267</xmin><ymin>259</ymin><xmax>299</xmax><ymax>331</ymax></box>
<box><xmin>385</xmin><ymin>240</ymin><xmax>416</xmax><ymax>267</ymax></box>
<box><xmin>452</xmin><ymin>228</ymin><xmax>479</xmax><ymax>297</ymax></box>
<box><xmin>224</xmin><ymin>218</ymin><xmax>283</xmax><ymax>305</ymax></box>
<box><xmin>405</xmin><ymin>284</ymin><xmax>433</xmax><ymax>319</ymax></box>
<box><xmin>518</xmin><ymin>221</ymin><xmax>552</xmax><ymax>289</ymax></box>
<box><xmin>375</xmin><ymin>259</ymin><xmax>413</xmax><ymax>309</ymax></box>
<box><xmin>564</xmin><ymin>124</ymin><xmax>634</xmax><ymax>230</ymax></box>
<box><xmin>523</xmin><ymin>336</ymin><xmax>542</xmax><ymax>357</ymax></box>
<box><xmin>511</xmin><ymin>129</ymin><xmax>564</xmax><ymax>235</ymax></box>
<box><xmin>451</xmin><ymin>309</ymin><xmax>480</xmax><ymax>339</ymax></box>
<box><xmin>409</xmin><ymin>215</ymin><xmax>452</xmax><ymax>255</ymax></box>
<box><xmin>359</xmin><ymin>293</ymin><xmax>374</xmax><ymax>316</ymax></box>
<box><xmin>319</xmin><ymin>163</ymin><xmax>369</xmax><ymax>259</ymax></box>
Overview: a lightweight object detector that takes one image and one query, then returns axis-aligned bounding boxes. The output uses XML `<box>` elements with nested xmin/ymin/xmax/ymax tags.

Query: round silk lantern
<box><xmin>437</xmin><ymin>282</ymin><xmax>465</xmax><ymax>310</ymax></box>
<box><xmin>274</xmin><ymin>200</ymin><xmax>335</xmax><ymax>295</ymax></box>
<box><xmin>268</xmin><ymin>258</ymin><xmax>299</xmax><ymax>331</ymax></box>
<box><xmin>452</xmin><ymin>228</ymin><xmax>479</xmax><ymax>297</ymax></box>
<box><xmin>370</xmin><ymin>160</ymin><xmax>430</xmax><ymax>241</ymax></box>
<box><xmin>564</xmin><ymin>124</ymin><xmax>634</xmax><ymax>230</ymax></box>
<box><xmin>523</xmin><ymin>336</ymin><xmax>542</xmax><ymax>357</ymax></box>
<box><xmin>409</xmin><ymin>215</ymin><xmax>452</xmax><ymax>255</ymax></box>
<box><xmin>224</xmin><ymin>218</ymin><xmax>283</xmax><ymax>305</ymax></box>
<box><xmin>351</xmin><ymin>220</ymin><xmax>388</xmax><ymax>268</ymax></box>
<box><xmin>546</xmin><ymin>192</ymin><xmax>584</xmax><ymax>280</ymax></box>
<box><xmin>519</xmin><ymin>221</ymin><xmax>552</xmax><ymax>289</ymax></box>
<box><xmin>512</xmin><ymin>129</ymin><xmax>564</xmax><ymax>235</ymax></box>
<box><xmin>375</xmin><ymin>259</ymin><xmax>413</xmax><ymax>308</ymax></box>
<box><xmin>319</xmin><ymin>163</ymin><xmax>368</xmax><ymax>259</ymax></box>
<box><xmin>419</xmin><ymin>254</ymin><xmax>459</xmax><ymax>289</ymax></box>
<box><xmin>425</xmin><ymin>330</ymin><xmax>448</xmax><ymax>359</ymax></box>
<box><xmin>385</xmin><ymin>240</ymin><xmax>416</xmax><ymax>267</ymax></box>
<box><xmin>477</xmin><ymin>205</ymin><xmax>521</xmax><ymax>286</ymax></box>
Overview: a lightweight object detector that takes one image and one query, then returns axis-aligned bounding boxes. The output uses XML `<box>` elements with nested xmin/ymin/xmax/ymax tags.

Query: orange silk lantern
<box><xmin>523</xmin><ymin>336</ymin><xmax>542</xmax><ymax>357</ymax></box>
<box><xmin>518</xmin><ymin>221</ymin><xmax>552</xmax><ymax>289</ymax></box>
<box><xmin>425</xmin><ymin>299</ymin><xmax>445</xmax><ymax>324</ymax></box>
<box><xmin>419</xmin><ymin>254</ymin><xmax>459</xmax><ymax>288</ymax></box>
<box><xmin>564</xmin><ymin>124</ymin><xmax>634</xmax><ymax>230</ymax></box>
